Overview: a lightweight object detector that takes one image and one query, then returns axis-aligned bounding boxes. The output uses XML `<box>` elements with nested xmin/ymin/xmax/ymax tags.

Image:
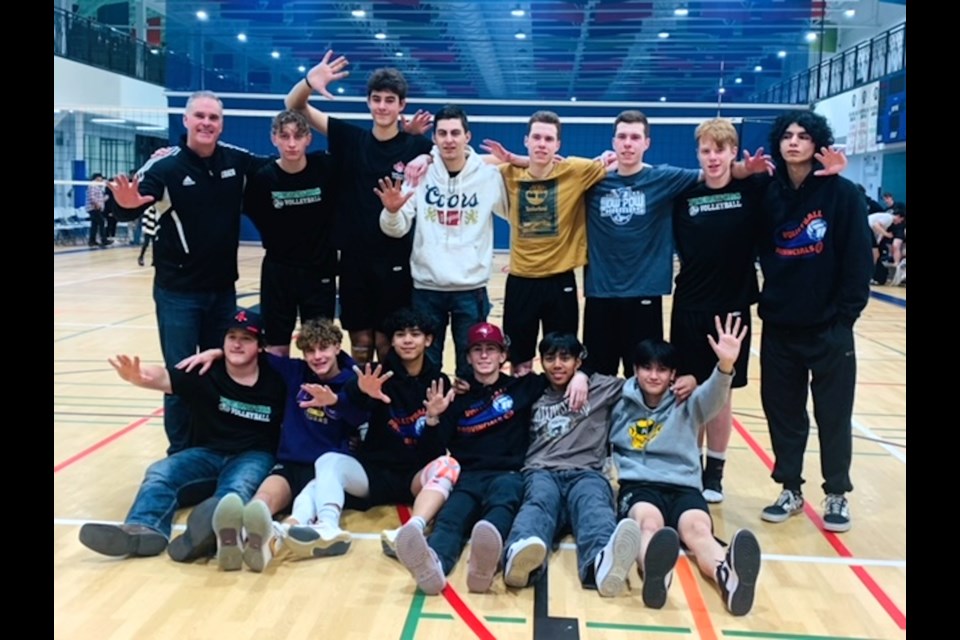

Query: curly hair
<box><xmin>769</xmin><ymin>110</ymin><xmax>834</xmax><ymax>167</ymax></box>
<box><xmin>295</xmin><ymin>317</ymin><xmax>343</xmax><ymax>351</ymax></box>
<box><xmin>382</xmin><ymin>307</ymin><xmax>437</xmax><ymax>338</ymax></box>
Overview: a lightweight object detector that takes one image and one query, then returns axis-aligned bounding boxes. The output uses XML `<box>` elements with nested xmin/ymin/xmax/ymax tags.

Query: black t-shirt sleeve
<box><xmin>327</xmin><ymin>118</ymin><xmax>363</xmax><ymax>155</ymax></box>
<box><xmin>168</xmin><ymin>366</ymin><xmax>202</xmax><ymax>402</ymax></box>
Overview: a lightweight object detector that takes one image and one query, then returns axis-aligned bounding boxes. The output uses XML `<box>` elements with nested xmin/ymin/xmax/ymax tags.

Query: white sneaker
<box><xmin>241</xmin><ymin>499</ymin><xmax>275</xmax><ymax>572</ymax></box>
<box><xmin>503</xmin><ymin>537</ymin><xmax>547</xmax><ymax>588</ymax></box>
<box><xmin>285</xmin><ymin>523</ymin><xmax>352</xmax><ymax>559</ymax></box>
<box><xmin>595</xmin><ymin>519</ymin><xmax>642</xmax><ymax>597</ymax></box>
<box><xmin>381</xmin><ymin>527</ymin><xmax>400</xmax><ymax>559</ymax></box>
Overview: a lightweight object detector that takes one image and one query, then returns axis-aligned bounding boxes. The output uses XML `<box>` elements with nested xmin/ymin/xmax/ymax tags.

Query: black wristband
<box><xmin>303</xmin><ymin>75</ymin><xmax>314</xmax><ymax>90</ymax></box>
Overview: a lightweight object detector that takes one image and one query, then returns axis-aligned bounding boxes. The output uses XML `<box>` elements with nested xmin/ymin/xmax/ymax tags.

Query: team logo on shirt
<box><xmin>599</xmin><ymin>187</ymin><xmax>645</xmax><ymax>225</ymax></box>
<box><xmin>217</xmin><ymin>397</ymin><xmax>273</xmax><ymax>422</ymax></box>
<box><xmin>687</xmin><ymin>192</ymin><xmax>742</xmax><ymax>217</ymax></box>
<box><xmin>627</xmin><ymin>417</ymin><xmax>663</xmax><ymax>450</ymax></box>
<box><xmin>457</xmin><ymin>390</ymin><xmax>515</xmax><ymax>435</ymax></box>
<box><xmin>531</xmin><ymin>399</ymin><xmax>591</xmax><ymax>440</ymax></box>
<box><xmin>272</xmin><ymin>187</ymin><xmax>323</xmax><ymax>209</ymax></box>
<box><xmin>388</xmin><ymin>407</ymin><xmax>428</xmax><ymax>446</ymax></box>
<box><xmin>774</xmin><ymin>210</ymin><xmax>828</xmax><ymax>258</ymax></box>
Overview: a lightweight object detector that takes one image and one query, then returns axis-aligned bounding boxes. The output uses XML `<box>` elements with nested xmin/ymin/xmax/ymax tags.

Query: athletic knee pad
<box><xmin>419</xmin><ymin>455</ymin><xmax>461</xmax><ymax>499</ymax></box>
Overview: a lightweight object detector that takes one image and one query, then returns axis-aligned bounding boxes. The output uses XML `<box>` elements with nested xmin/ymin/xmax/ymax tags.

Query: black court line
<box><xmin>869</xmin><ymin>289</ymin><xmax>906</xmax><ymax>308</ymax></box>
<box><xmin>533</xmin><ymin>564</ymin><xmax>580</xmax><ymax>640</ymax></box>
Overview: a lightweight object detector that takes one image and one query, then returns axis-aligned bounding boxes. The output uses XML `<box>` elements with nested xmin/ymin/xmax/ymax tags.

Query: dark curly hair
<box><xmin>769</xmin><ymin>110</ymin><xmax>835</xmax><ymax>167</ymax></box>
<box><xmin>382</xmin><ymin>307</ymin><xmax>437</xmax><ymax>339</ymax></box>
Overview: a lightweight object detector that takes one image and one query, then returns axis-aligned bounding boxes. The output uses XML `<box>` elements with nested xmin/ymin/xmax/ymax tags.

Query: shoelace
<box><xmin>824</xmin><ymin>496</ymin><xmax>847</xmax><ymax>515</ymax></box>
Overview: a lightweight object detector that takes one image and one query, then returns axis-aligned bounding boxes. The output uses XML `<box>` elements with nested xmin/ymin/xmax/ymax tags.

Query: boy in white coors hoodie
<box><xmin>377</xmin><ymin>105</ymin><xmax>509</xmax><ymax>379</ymax></box>
<box><xmin>609</xmin><ymin>314</ymin><xmax>762</xmax><ymax>616</ymax></box>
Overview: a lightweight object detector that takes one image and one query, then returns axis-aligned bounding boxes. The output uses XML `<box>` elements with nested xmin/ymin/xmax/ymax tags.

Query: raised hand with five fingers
<box><xmin>298</xmin><ymin>383</ymin><xmax>338</xmax><ymax>409</ymax></box>
<box><xmin>353</xmin><ymin>363</ymin><xmax>395</xmax><ymax>403</ymax></box>
<box><xmin>305</xmin><ymin>50</ymin><xmax>350</xmax><ymax>99</ymax></box>
<box><xmin>707</xmin><ymin>313</ymin><xmax>749</xmax><ymax>374</ymax></box>
<box><xmin>813</xmin><ymin>146</ymin><xmax>848</xmax><ymax>176</ymax></box>
<box><xmin>374</xmin><ymin>177</ymin><xmax>415</xmax><ymax>213</ymax></box>
<box><xmin>423</xmin><ymin>379</ymin><xmax>455</xmax><ymax>424</ymax></box>
<box><xmin>480</xmin><ymin>138</ymin><xmax>515</xmax><ymax>164</ymax></box>
<box><xmin>739</xmin><ymin>147</ymin><xmax>775</xmax><ymax>176</ymax></box>
<box><xmin>107</xmin><ymin>174</ymin><xmax>155</xmax><ymax>209</ymax></box>
<box><xmin>401</xmin><ymin>109</ymin><xmax>434</xmax><ymax>136</ymax></box>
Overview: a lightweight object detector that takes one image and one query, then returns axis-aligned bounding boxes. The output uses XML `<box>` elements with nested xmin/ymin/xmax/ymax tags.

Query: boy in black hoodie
<box><xmin>286</xmin><ymin>308</ymin><xmax>460</xmax><ymax>557</ymax></box>
<box><xmin>756</xmin><ymin>111</ymin><xmax>873</xmax><ymax>533</ymax></box>
<box><xmin>394</xmin><ymin>322</ymin><xmax>589</xmax><ymax>595</ymax></box>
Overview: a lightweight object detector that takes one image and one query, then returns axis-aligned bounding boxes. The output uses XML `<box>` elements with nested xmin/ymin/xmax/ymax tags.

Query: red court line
<box><xmin>54</xmin><ymin>408</ymin><xmax>164</xmax><ymax>473</ymax></box>
<box><xmin>395</xmin><ymin>505</ymin><xmax>497</xmax><ymax>640</ymax></box>
<box><xmin>732</xmin><ymin>418</ymin><xmax>907</xmax><ymax>630</ymax></box>
<box><xmin>675</xmin><ymin>555</ymin><xmax>718</xmax><ymax>640</ymax></box>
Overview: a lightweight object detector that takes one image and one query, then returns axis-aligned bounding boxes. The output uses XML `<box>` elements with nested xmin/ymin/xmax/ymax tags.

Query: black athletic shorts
<box><xmin>260</xmin><ymin>256</ymin><xmax>337</xmax><ymax>347</ymax></box>
<box><xmin>583</xmin><ymin>296</ymin><xmax>664</xmax><ymax>376</ymax></box>
<box><xmin>338</xmin><ymin>251</ymin><xmax>413</xmax><ymax>333</ymax></box>
<box><xmin>671</xmin><ymin>307</ymin><xmax>751</xmax><ymax>388</ymax></box>
<box><xmin>617</xmin><ymin>480</ymin><xmax>710</xmax><ymax>528</ymax></box>
<box><xmin>267</xmin><ymin>460</ymin><xmax>317</xmax><ymax>498</ymax></box>
<box><xmin>502</xmin><ymin>271</ymin><xmax>579</xmax><ymax>365</ymax></box>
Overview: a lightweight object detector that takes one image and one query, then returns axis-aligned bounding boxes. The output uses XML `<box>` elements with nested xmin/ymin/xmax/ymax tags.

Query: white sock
<box><xmin>706</xmin><ymin>449</ymin><xmax>726</xmax><ymax>461</ymax></box>
<box><xmin>407</xmin><ymin>516</ymin><xmax>427</xmax><ymax>531</ymax></box>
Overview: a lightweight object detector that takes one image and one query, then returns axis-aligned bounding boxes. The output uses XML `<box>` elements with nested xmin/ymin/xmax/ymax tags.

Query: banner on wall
<box><xmin>877</xmin><ymin>71</ymin><xmax>906</xmax><ymax>144</ymax></box>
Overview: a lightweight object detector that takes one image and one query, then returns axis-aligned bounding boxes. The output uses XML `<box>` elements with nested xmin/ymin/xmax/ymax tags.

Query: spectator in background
<box><xmin>85</xmin><ymin>172</ymin><xmax>111</xmax><ymax>247</ymax></box>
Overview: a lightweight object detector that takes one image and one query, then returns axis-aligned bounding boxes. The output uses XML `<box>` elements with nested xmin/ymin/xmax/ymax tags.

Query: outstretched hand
<box><xmin>401</xmin><ymin>109</ymin><xmax>434</xmax><ymax>136</ymax></box>
<box><xmin>740</xmin><ymin>147</ymin><xmax>775</xmax><ymax>176</ymax></box>
<box><xmin>813</xmin><ymin>146</ymin><xmax>847</xmax><ymax>176</ymax></box>
<box><xmin>707</xmin><ymin>314</ymin><xmax>748</xmax><ymax>372</ymax></box>
<box><xmin>305</xmin><ymin>50</ymin><xmax>350</xmax><ymax>99</ymax></box>
<box><xmin>374</xmin><ymin>177</ymin><xmax>415</xmax><ymax>213</ymax></box>
<box><xmin>423</xmin><ymin>379</ymin><xmax>455</xmax><ymax>420</ymax></box>
<box><xmin>353</xmin><ymin>363</ymin><xmax>394</xmax><ymax>403</ymax></box>
<box><xmin>175</xmin><ymin>349</ymin><xmax>221</xmax><ymax>375</ymax></box>
<box><xmin>108</xmin><ymin>354</ymin><xmax>153</xmax><ymax>385</ymax></box>
<box><xmin>298</xmin><ymin>383</ymin><xmax>338</xmax><ymax>409</ymax></box>
<box><xmin>480</xmin><ymin>138</ymin><xmax>515</xmax><ymax>164</ymax></box>
<box><xmin>107</xmin><ymin>174</ymin><xmax>155</xmax><ymax>209</ymax></box>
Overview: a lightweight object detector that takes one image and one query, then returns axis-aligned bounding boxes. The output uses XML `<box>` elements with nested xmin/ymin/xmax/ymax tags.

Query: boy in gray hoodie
<box><xmin>609</xmin><ymin>314</ymin><xmax>761</xmax><ymax>616</ymax></box>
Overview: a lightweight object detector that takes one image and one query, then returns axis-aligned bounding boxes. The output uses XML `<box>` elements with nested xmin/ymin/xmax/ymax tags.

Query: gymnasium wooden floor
<box><xmin>54</xmin><ymin>244</ymin><xmax>906</xmax><ymax>640</ymax></box>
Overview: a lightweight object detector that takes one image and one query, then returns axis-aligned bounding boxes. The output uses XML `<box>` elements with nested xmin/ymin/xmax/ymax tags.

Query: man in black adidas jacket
<box><xmin>109</xmin><ymin>90</ymin><xmax>271</xmax><ymax>455</ymax></box>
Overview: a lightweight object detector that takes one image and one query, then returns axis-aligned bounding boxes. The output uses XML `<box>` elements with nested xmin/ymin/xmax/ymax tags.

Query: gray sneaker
<box><xmin>503</xmin><ymin>537</ymin><xmax>547</xmax><ymax>589</ymax></box>
<box><xmin>396</xmin><ymin>523</ymin><xmax>446</xmax><ymax>595</ymax></box>
<box><xmin>595</xmin><ymin>519</ymin><xmax>642</xmax><ymax>597</ymax></box>
<box><xmin>761</xmin><ymin>489</ymin><xmax>804</xmax><ymax>523</ymax></box>
<box><xmin>466</xmin><ymin>520</ymin><xmax>503</xmax><ymax>593</ymax></box>
<box><xmin>212</xmin><ymin>493</ymin><xmax>244</xmax><ymax>571</ymax></box>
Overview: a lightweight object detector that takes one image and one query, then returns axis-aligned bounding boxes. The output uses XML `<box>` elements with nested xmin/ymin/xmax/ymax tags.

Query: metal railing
<box><xmin>754</xmin><ymin>22</ymin><xmax>905</xmax><ymax>104</ymax></box>
<box><xmin>54</xmin><ymin>6</ymin><xmax>164</xmax><ymax>85</ymax></box>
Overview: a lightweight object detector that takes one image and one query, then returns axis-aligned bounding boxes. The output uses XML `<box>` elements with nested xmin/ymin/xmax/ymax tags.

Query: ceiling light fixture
<box><xmin>734</xmin><ymin>77</ymin><xmax>743</xmax><ymax>84</ymax></box>
<box><xmin>196</xmin><ymin>10</ymin><xmax>208</xmax><ymax>21</ymax></box>
<box><xmin>351</xmin><ymin>9</ymin><xmax>366</xmax><ymax>18</ymax></box>
<box><xmin>298</xmin><ymin>65</ymin><xmax>306</xmax><ymax>73</ymax></box>
<box><xmin>659</xmin><ymin>96</ymin><xmax>667</xmax><ymax>102</ymax></box>
<box><xmin>374</xmin><ymin>31</ymin><xmax>387</xmax><ymax>40</ymax></box>
<box><xmin>674</xmin><ymin>8</ymin><xmax>689</xmax><ymax>17</ymax></box>
<box><xmin>237</xmin><ymin>33</ymin><xmax>247</xmax><ymax>42</ymax></box>
<box><xmin>805</xmin><ymin>32</ymin><xmax>817</xmax><ymax>42</ymax></box>
<box><xmin>754</xmin><ymin>65</ymin><xmax>763</xmax><ymax>72</ymax></box>
<box><xmin>658</xmin><ymin>31</ymin><xmax>670</xmax><ymax>39</ymax></box>
<box><xmin>778</xmin><ymin>50</ymin><xmax>787</xmax><ymax>58</ymax></box>
<box><xmin>271</xmin><ymin>50</ymin><xmax>280</xmax><ymax>59</ymax></box>
<box><xmin>515</xmin><ymin>31</ymin><xmax>527</xmax><ymax>40</ymax></box>
<box><xmin>844</xmin><ymin>9</ymin><xmax>856</xmax><ymax>18</ymax></box>
<box><xmin>511</xmin><ymin>6</ymin><xmax>525</xmax><ymax>17</ymax></box>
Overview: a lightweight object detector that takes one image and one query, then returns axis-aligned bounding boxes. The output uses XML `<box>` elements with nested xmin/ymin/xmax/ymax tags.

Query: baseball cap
<box><xmin>466</xmin><ymin>322</ymin><xmax>508</xmax><ymax>350</ymax></box>
<box><xmin>227</xmin><ymin>308</ymin><xmax>264</xmax><ymax>340</ymax></box>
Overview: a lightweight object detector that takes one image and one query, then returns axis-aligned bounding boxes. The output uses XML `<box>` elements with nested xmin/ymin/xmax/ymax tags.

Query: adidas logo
<box><xmin>182</xmin><ymin>176</ymin><xmax>196</xmax><ymax>186</ymax></box>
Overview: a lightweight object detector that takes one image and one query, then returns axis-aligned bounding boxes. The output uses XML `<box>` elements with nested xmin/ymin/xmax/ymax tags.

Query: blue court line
<box><xmin>869</xmin><ymin>290</ymin><xmax>906</xmax><ymax>308</ymax></box>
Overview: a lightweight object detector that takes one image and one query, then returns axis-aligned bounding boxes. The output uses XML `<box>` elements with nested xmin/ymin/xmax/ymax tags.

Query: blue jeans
<box><xmin>153</xmin><ymin>284</ymin><xmax>236</xmax><ymax>454</ymax></box>
<box><xmin>506</xmin><ymin>469</ymin><xmax>618</xmax><ymax>587</ymax></box>
<box><xmin>125</xmin><ymin>447</ymin><xmax>274</xmax><ymax>538</ymax></box>
<box><xmin>411</xmin><ymin>287</ymin><xmax>490</xmax><ymax>379</ymax></box>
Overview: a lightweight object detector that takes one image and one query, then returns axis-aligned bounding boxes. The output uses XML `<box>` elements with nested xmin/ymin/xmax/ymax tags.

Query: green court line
<box><xmin>400</xmin><ymin>591</ymin><xmax>427</xmax><ymax>640</ymax></box>
<box><xmin>721</xmin><ymin>630</ymin><xmax>875</xmax><ymax>640</ymax></box>
<box><xmin>586</xmin><ymin>621</ymin><xmax>692</xmax><ymax>634</ymax></box>
<box><xmin>484</xmin><ymin>616</ymin><xmax>526</xmax><ymax>624</ymax></box>
<box><xmin>421</xmin><ymin>612</ymin><xmax>455</xmax><ymax>620</ymax></box>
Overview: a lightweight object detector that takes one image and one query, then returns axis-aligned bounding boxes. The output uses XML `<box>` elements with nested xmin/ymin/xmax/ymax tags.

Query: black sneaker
<box><xmin>702</xmin><ymin>457</ymin><xmax>726</xmax><ymax>504</ymax></box>
<box><xmin>167</xmin><ymin>496</ymin><xmax>218</xmax><ymax>562</ymax></box>
<box><xmin>822</xmin><ymin>494</ymin><xmax>851</xmax><ymax>532</ymax></box>
<box><xmin>717</xmin><ymin>529</ymin><xmax>762</xmax><ymax>616</ymax></box>
<box><xmin>79</xmin><ymin>523</ymin><xmax>167</xmax><ymax>557</ymax></box>
<box><xmin>760</xmin><ymin>489</ymin><xmax>804</xmax><ymax>523</ymax></box>
<box><xmin>639</xmin><ymin>527</ymin><xmax>680</xmax><ymax>609</ymax></box>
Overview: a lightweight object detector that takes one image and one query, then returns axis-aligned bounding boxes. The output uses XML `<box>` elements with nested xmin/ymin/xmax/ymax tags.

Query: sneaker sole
<box><xmin>727</xmin><ymin>530</ymin><xmax>762</xmax><ymax>616</ymax></box>
<box><xmin>641</xmin><ymin>528</ymin><xmax>680</xmax><ymax>609</ymax></box>
<box><xmin>503</xmin><ymin>540</ymin><xmax>547</xmax><ymax>589</ymax></box>
<box><xmin>167</xmin><ymin>497</ymin><xmax>218</xmax><ymax>563</ymax></box>
<box><xmin>467</xmin><ymin>522</ymin><xmax>503</xmax><ymax>593</ymax></box>
<box><xmin>242</xmin><ymin>501</ymin><xmax>275</xmax><ymax>572</ymax></box>
<box><xmin>760</xmin><ymin>501</ymin><xmax>804</xmax><ymax>523</ymax></box>
<box><xmin>212</xmin><ymin>494</ymin><xmax>244</xmax><ymax>571</ymax></box>
<box><xmin>597</xmin><ymin>520</ymin><xmax>642</xmax><ymax>598</ymax></box>
<box><xmin>285</xmin><ymin>526</ymin><xmax>351</xmax><ymax>559</ymax></box>
<box><xmin>702</xmin><ymin>489</ymin><xmax>724</xmax><ymax>504</ymax></box>
<box><xmin>79</xmin><ymin>524</ymin><xmax>167</xmax><ymax>557</ymax></box>
<box><xmin>396</xmin><ymin>526</ymin><xmax>446</xmax><ymax>595</ymax></box>
<box><xmin>822</xmin><ymin>519</ymin><xmax>852</xmax><ymax>533</ymax></box>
